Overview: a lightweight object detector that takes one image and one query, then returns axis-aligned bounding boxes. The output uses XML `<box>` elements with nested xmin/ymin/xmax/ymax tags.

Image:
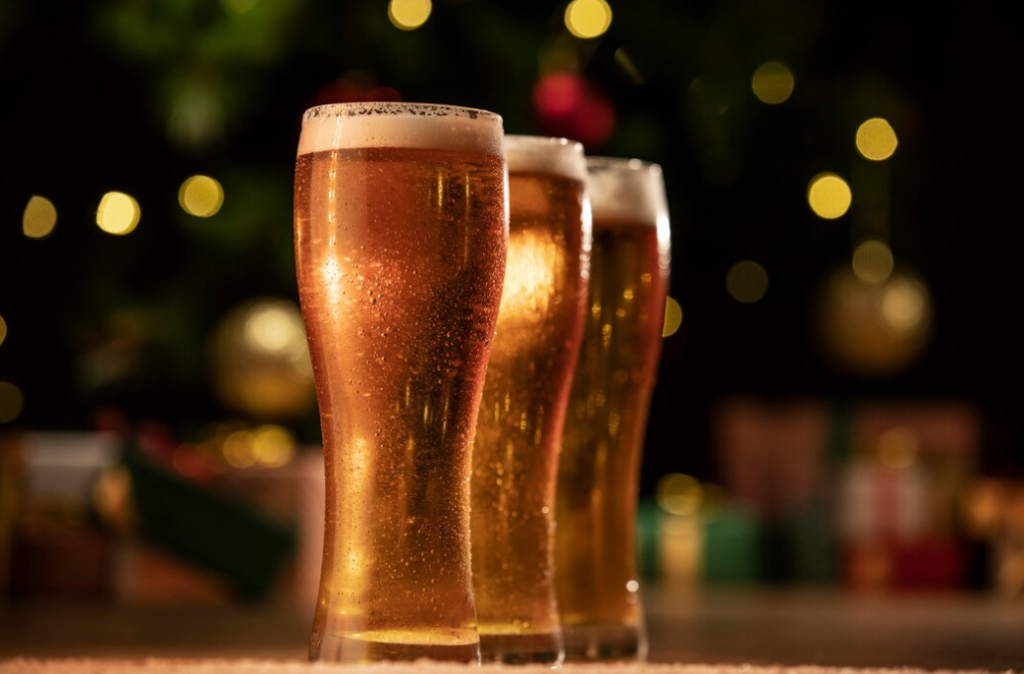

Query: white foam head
<box><xmin>587</xmin><ymin>156</ymin><xmax>671</xmax><ymax>271</ymax></box>
<box><xmin>505</xmin><ymin>135</ymin><xmax>587</xmax><ymax>183</ymax></box>
<box><xmin>298</xmin><ymin>102</ymin><xmax>505</xmax><ymax>157</ymax></box>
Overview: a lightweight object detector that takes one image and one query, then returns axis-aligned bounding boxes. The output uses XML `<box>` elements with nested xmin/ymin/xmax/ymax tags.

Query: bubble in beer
<box><xmin>96</xmin><ymin>192</ymin><xmax>141</xmax><ymax>235</ymax></box>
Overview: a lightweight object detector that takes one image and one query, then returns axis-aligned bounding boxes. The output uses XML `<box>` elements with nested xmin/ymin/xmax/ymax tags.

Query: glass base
<box><xmin>562</xmin><ymin>623</ymin><xmax>647</xmax><ymax>662</ymax></box>
<box><xmin>312</xmin><ymin>629</ymin><xmax>480</xmax><ymax>663</ymax></box>
<box><xmin>480</xmin><ymin>631</ymin><xmax>563</xmax><ymax>665</ymax></box>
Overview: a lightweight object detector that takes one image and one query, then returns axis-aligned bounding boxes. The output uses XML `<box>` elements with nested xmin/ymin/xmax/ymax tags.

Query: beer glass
<box><xmin>294</xmin><ymin>103</ymin><xmax>508</xmax><ymax>663</ymax></box>
<box><xmin>470</xmin><ymin>136</ymin><xmax>591</xmax><ymax>664</ymax></box>
<box><xmin>555</xmin><ymin>157</ymin><xmax>671</xmax><ymax>662</ymax></box>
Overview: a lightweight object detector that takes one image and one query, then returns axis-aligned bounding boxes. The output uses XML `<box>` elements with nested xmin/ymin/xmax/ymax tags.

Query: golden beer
<box><xmin>294</xmin><ymin>103</ymin><xmax>508</xmax><ymax>663</ymax></box>
<box><xmin>556</xmin><ymin>158</ymin><xmax>670</xmax><ymax>662</ymax></box>
<box><xmin>470</xmin><ymin>136</ymin><xmax>591</xmax><ymax>664</ymax></box>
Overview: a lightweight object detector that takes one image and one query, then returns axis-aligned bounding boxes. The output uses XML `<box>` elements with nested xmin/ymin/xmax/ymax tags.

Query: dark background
<box><xmin>1</xmin><ymin>0</ymin><xmax>1021</xmax><ymax>487</ymax></box>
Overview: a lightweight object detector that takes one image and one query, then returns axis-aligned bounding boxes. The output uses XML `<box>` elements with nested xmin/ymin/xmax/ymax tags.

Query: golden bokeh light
<box><xmin>852</xmin><ymin>239</ymin><xmax>894</xmax><ymax>284</ymax></box>
<box><xmin>656</xmin><ymin>473</ymin><xmax>704</xmax><ymax>517</ymax></box>
<box><xmin>726</xmin><ymin>260</ymin><xmax>769</xmax><ymax>304</ymax></box>
<box><xmin>807</xmin><ymin>173</ymin><xmax>852</xmax><ymax>220</ymax></box>
<box><xmin>179</xmin><ymin>175</ymin><xmax>224</xmax><ymax>217</ymax></box>
<box><xmin>881</xmin><ymin>276</ymin><xmax>928</xmax><ymax>332</ymax></box>
<box><xmin>244</xmin><ymin>302</ymin><xmax>309</xmax><ymax>361</ymax></box>
<box><xmin>856</xmin><ymin>118</ymin><xmax>898</xmax><ymax>161</ymax></box>
<box><xmin>0</xmin><ymin>314</ymin><xmax>6</xmax><ymax>347</ymax></box>
<box><xmin>388</xmin><ymin>0</ymin><xmax>431</xmax><ymax>30</ymax></box>
<box><xmin>223</xmin><ymin>429</ymin><xmax>257</xmax><ymax>469</ymax></box>
<box><xmin>663</xmin><ymin>296</ymin><xmax>683</xmax><ymax>337</ymax></box>
<box><xmin>877</xmin><ymin>427</ymin><xmax>919</xmax><ymax>470</ymax></box>
<box><xmin>0</xmin><ymin>382</ymin><xmax>25</xmax><ymax>423</ymax></box>
<box><xmin>751</xmin><ymin>61</ymin><xmax>795</xmax><ymax>104</ymax></box>
<box><xmin>96</xmin><ymin>192</ymin><xmax>141</xmax><ymax>235</ymax></box>
<box><xmin>564</xmin><ymin>0</ymin><xmax>612</xmax><ymax>39</ymax></box>
<box><xmin>252</xmin><ymin>425</ymin><xmax>297</xmax><ymax>468</ymax></box>
<box><xmin>23</xmin><ymin>196</ymin><xmax>58</xmax><ymax>239</ymax></box>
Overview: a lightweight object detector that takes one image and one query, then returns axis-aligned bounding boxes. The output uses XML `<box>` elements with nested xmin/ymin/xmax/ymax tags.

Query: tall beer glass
<box><xmin>470</xmin><ymin>136</ymin><xmax>591</xmax><ymax>664</ymax></box>
<box><xmin>294</xmin><ymin>103</ymin><xmax>508</xmax><ymax>663</ymax></box>
<box><xmin>555</xmin><ymin>157</ymin><xmax>670</xmax><ymax>662</ymax></box>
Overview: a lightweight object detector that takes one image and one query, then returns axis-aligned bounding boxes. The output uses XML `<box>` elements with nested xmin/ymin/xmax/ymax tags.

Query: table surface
<box><xmin>2</xmin><ymin>588</ymin><xmax>1022</xmax><ymax>670</ymax></box>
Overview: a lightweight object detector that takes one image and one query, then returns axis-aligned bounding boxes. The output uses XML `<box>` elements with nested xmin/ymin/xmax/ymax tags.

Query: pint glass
<box><xmin>294</xmin><ymin>103</ymin><xmax>508</xmax><ymax>663</ymax></box>
<box><xmin>470</xmin><ymin>136</ymin><xmax>591</xmax><ymax>664</ymax></box>
<box><xmin>555</xmin><ymin>158</ymin><xmax>671</xmax><ymax>662</ymax></box>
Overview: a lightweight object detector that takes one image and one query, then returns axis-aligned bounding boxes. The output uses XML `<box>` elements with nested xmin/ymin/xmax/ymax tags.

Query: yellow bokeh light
<box><xmin>0</xmin><ymin>382</ymin><xmax>25</xmax><ymax>423</ymax></box>
<box><xmin>663</xmin><ymin>296</ymin><xmax>683</xmax><ymax>337</ymax></box>
<box><xmin>751</xmin><ymin>61</ymin><xmax>795</xmax><ymax>104</ymax></box>
<box><xmin>656</xmin><ymin>473</ymin><xmax>704</xmax><ymax>517</ymax></box>
<box><xmin>565</xmin><ymin>0</ymin><xmax>612</xmax><ymax>39</ymax></box>
<box><xmin>807</xmin><ymin>173</ymin><xmax>852</xmax><ymax>219</ymax></box>
<box><xmin>881</xmin><ymin>276</ymin><xmax>928</xmax><ymax>332</ymax></box>
<box><xmin>23</xmin><ymin>196</ymin><xmax>58</xmax><ymax>239</ymax></box>
<box><xmin>856</xmin><ymin>118</ymin><xmax>898</xmax><ymax>161</ymax></box>
<box><xmin>852</xmin><ymin>239</ymin><xmax>894</xmax><ymax>285</ymax></box>
<box><xmin>243</xmin><ymin>302</ymin><xmax>309</xmax><ymax>361</ymax></box>
<box><xmin>388</xmin><ymin>0</ymin><xmax>431</xmax><ymax>30</ymax></box>
<box><xmin>726</xmin><ymin>260</ymin><xmax>769</xmax><ymax>304</ymax></box>
<box><xmin>877</xmin><ymin>427</ymin><xmax>918</xmax><ymax>470</ymax></box>
<box><xmin>179</xmin><ymin>175</ymin><xmax>224</xmax><ymax>217</ymax></box>
<box><xmin>96</xmin><ymin>192</ymin><xmax>141</xmax><ymax>235</ymax></box>
<box><xmin>253</xmin><ymin>425</ymin><xmax>297</xmax><ymax>468</ymax></box>
<box><xmin>0</xmin><ymin>314</ymin><xmax>6</xmax><ymax>347</ymax></box>
<box><xmin>223</xmin><ymin>429</ymin><xmax>257</xmax><ymax>468</ymax></box>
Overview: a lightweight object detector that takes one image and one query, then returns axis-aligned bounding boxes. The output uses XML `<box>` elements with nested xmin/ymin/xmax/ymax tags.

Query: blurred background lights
<box><xmin>656</xmin><ymin>473</ymin><xmax>704</xmax><ymax>517</ymax></box>
<box><xmin>663</xmin><ymin>297</ymin><xmax>683</xmax><ymax>337</ymax></box>
<box><xmin>0</xmin><ymin>314</ymin><xmax>7</xmax><ymax>347</ymax></box>
<box><xmin>219</xmin><ymin>0</ymin><xmax>261</xmax><ymax>14</ymax></box>
<box><xmin>564</xmin><ymin>0</ymin><xmax>612</xmax><ymax>39</ymax></box>
<box><xmin>179</xmin><ymin>175</ymin><xmax>224</xmax><ymax>217</ymax></box>
<box><xmin>852</xmin><ymin>239</ymin><xmax>895</xmax><ymax>284</ymax></box>
<box><xmin>856</xmin><ymin>117</ymin><xmax>899</xmax><ymax>161</ymax></box>
<box><xmin>807</xmin><ymin>173</ymin><xmax>852</xmax><ymax>219</ymax></box>
<box><xmin>244</xmin><ymin>302</ymin><xmax>308</xmax><ymax>360</ymax></box>
<box><xmin>0</xmin><ymin>382</ymin><xmax>25</xmax><ymax>423</ymax></box>
<box><xmin>22</xmin><ymin>195</ymin><xmax>57</xmax><ymax>239</ymax></box>
<box><xmin>96</xmin><ymin>191</ymin><xmax>141</xmax><ymax>235</ymax></box>
<box><xmin>877</xmin><ymin>427</ymin><xmax>919</xmax><ymax>470</ymax></box>
<box><xmin>726</xmin><ymin>260</ymin><xmax>769</xmax><ymax>304</ymax></box>
<box><xmin>388</xmin><ymin>0</ymin><xmax>431</xmax><ymax>31</ymax></box>
<box><xmin>751</xmin><ymin>61</ymin><xmax>795</xmax><ymax>104</ymax></box>
<box><xmin>252</xmin><ymin>425</ymin><xmax>297</xmax><ymax>468</ymax></box>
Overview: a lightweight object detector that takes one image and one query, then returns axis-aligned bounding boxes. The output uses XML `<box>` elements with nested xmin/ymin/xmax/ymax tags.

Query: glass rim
<box><xmin>303</xmin><ymin>101</ymin><xmax>503</xmax><ymax>124</ymax></box>
<box><xmin>505</xmin><ymin>134</ymin><xmax>583</xmax><ymax>150</ymax></box>
<box><xmin>586</xmin><ymin>155</ymin><xmax>663</xmax><ymax>176</ymax></box>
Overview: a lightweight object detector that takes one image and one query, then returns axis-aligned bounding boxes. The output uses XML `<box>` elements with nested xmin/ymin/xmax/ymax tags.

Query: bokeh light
<box><xmin>663</xmin><ymin>296</ymin><xmax>683</xmax><ymax>337</ymax></box>
<box><xmin>252</xmin><ymin>425</ymin><xmax>297</xmax><ymax>468</ymax></box>
<box><xmin>751</xmin><ymin>61</ymin><xmax>795</xmax><ymax>104</ymax></box>
<box><xmin>388</xmin><ymin>0</ymin><xmax>431</xmax><ymax>31</ymax></box>
<box><xmin>223</xmin><ymin>429</ymin><xmax>257</xmax><ymax>469</ymax></box>
<box><xmin>881</xmin><ymin>275</ymin><xmax>928</xmax><ymax>331</ymax></box>
<box><xmin>564</xmin><ymin>0</ymin><xmax>612</xmax><ymax>39</ymax></box>
<box><xmin>244</xmin><ymin>302</ymin><xmax>308</xmax><ymax>360</ymax></box>
<box><xmin>179</xmin><ymin>175</ymin><xmax>224</xmax><ymax>217</ymax></box>
<box><xmin>0</xmin><ymin>314</ymin><xmax>7</xmax><ymax>347</ymax></box>
<box><xmin>220</xmin><ymin>0</ymin><xmax>260</xmax><ymax>14</ymax></box>
<box><xmin>852</xmin><ymin>239</ymin><xmax>894</xmax><ymax>284</ymax></box>
<box><xmin>0</xmin><ymin>382</ymin><xmax>25</xmax><ymax>423</ymax></box>
<box><xmin>807</xmin><ymin>173</ymin><xmax>852</xmax><ymax>219</ymax></box>
<box><xmin>22</xmin><ymin>196</ymin><xmax>57</xmax><ymax>239</ymax></box>
<box><xmin>96</xmin><ymin>191</ymin><xmax>141</xmax><ymax>235</ymax></box>
<box><xmin>856</xmin><ymin>117</ymin><xmax>898</xmax><ymax>161</ymax></box>
<box><xmin>656</xmin><ymin>473</ymin><xmax>704</xmax><ymax>517</ymax></box>
<box><xmin>726</xmin><ymin>260</ymin><xmax>769</xmax><ymax>303</ymax></box>
<box><xmin>877</xmin><ymin>427</ymin><xmax>918</xmax><ymax>470</ymax></box>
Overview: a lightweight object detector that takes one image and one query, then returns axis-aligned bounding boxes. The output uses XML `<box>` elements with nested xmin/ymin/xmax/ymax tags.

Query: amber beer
<box><xmin>294</xmin><ymin>103</ymin><xmax>508</xmax><ymax>663</ymax></box>
<box><xmin>556</xmin><ymin>157</ymin><xmax>671</xmax><ymax>662</ymax></box>
<box><xmin>470</xmin><ymin>136</ymin><xmax>591</xmax><ymax>664</ymax></box>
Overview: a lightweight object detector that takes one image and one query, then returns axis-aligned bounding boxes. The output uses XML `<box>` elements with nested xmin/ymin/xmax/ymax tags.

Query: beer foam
<box><xmin>506</xmin><ymin>135</ymin><xmax>587</xmax><ymax>183</ymax></box>
<box><xmin>586</xmin><ymin>157</ymin><xmax>668</xmax><ymax>228</ymax></box>
<box><xmin>298</xmin><ymin>102</ymin><xmax>504</xmax><ymax>156</ymax></box>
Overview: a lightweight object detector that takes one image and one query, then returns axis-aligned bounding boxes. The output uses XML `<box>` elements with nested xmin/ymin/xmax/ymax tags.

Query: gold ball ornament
<box><xmin>212</xmin><ymin>299</ymin><xmax>315</xmax><ymax>418</ymax></box>
<box><xmin>817</xmin><ymin>267</ymin><xmax>933</xmax><ymax>376</ymax></box>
